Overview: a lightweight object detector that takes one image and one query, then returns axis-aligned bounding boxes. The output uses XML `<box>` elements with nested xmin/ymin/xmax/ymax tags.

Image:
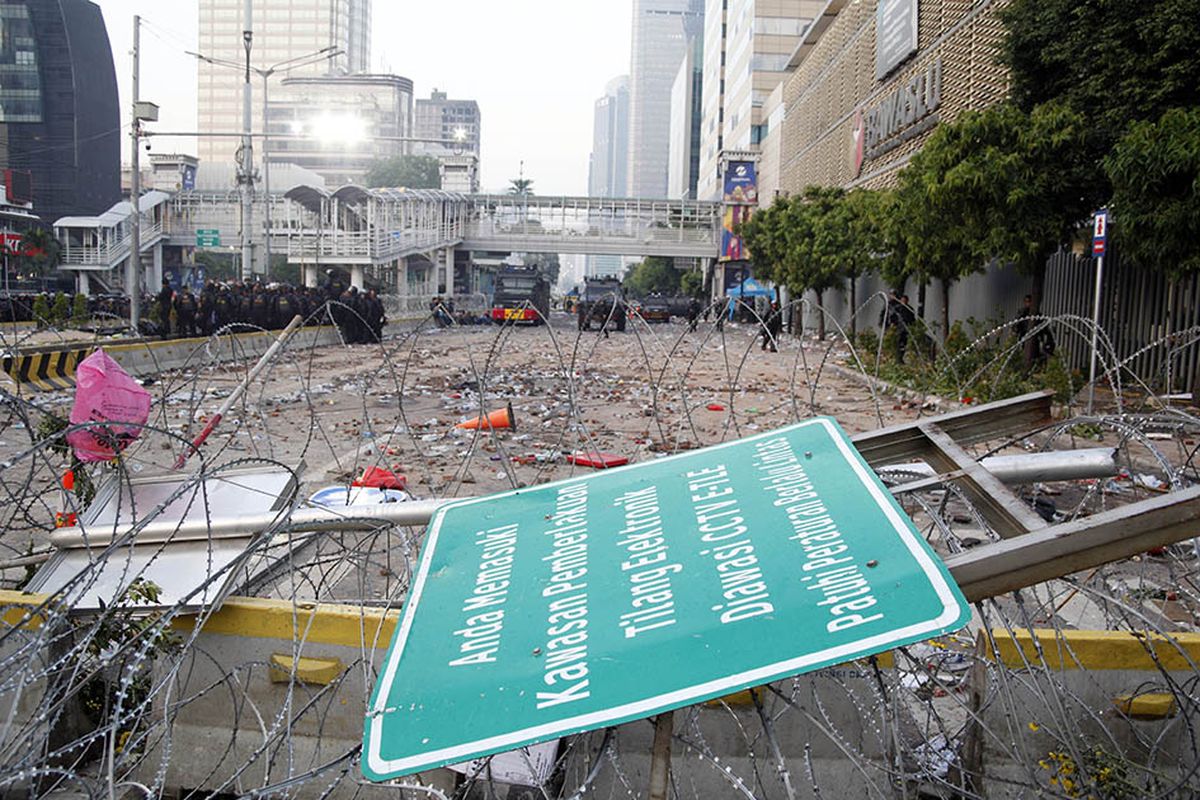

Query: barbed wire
<box><xmin>1</xmin><ymin>292</ymin><xmax>1199</xmax><ymax>798</ymax></box>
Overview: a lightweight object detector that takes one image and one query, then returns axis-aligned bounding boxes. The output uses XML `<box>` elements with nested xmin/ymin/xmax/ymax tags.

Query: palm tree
<box><xmin>507</xmin><ymin>178</ymin><xmax>534</xmax><ymax>196</ymax></box>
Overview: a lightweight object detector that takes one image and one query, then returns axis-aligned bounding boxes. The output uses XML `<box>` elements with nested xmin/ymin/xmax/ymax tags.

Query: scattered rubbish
<box><xmin>706</xmin><ymin>403</ymin><xmax>725</xmax><ymax>411</ymax></box>
<box><xmin>352</xmin><ymin>466</ymin><xmax>407</xmax><ymax>491</ymax></box>
<box><xmin>1135</xmin><ymin>473</ymin><xmax>1167</xmax><ymax>491</ymax></box>
<box><xmin>567</xmin><ymin>451</ymin><xmax>630</xmax><ymax>469</ymax></box>
<box><xmin>309</xmin><ymin>484</ymin><xmax>411</xmax><ymax>507</ymax></box>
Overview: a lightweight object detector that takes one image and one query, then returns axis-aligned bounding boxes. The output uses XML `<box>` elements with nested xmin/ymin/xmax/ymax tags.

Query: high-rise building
<box><xmin>697</xmin><ymin>0</ymin><xmax>819</xmax><ymax>199</ymax></box>
<box><xmin>0</xmin><ymin>0</ymin><xmax>120</xmax><ymax>226</ymax></box>
<box><xmin>413</xmin><ymin>89</ymin><xmax>481</xmax><ymax>159</ymax></box>
<box><xmin>588</xmin><ymin>76</ymin><xmax>629</xmax><ymax>199</ymax></box>
<box><xmin>667</xmin><ymin>37</ymin><xmax>703</xmax><ymax>199</ymax></box>
<box><xmin>627</xmin><ymin>0</ymin><xmax>703</xmax><ymax>198</ymax></box>
<box><xmin>196</xmin><ymin>0</ymin><xmax>372</xmax><ymax>167</ymax></box>
<box><xmin>265</xmin><ymin>73</ymin><xmax>413</xmax><ymax>185</ymax></box>
<box><xmin>586</xmin><ymin>76</ymin><xmax>629</xmax><ymax>279</ymax></box>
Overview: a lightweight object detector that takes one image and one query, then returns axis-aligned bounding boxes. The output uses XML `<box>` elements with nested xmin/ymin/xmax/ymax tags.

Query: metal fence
<box><xmin>1043</xmin><ymin>248</ymin><xmax>1200</xmax><ymax>396</ymax></box>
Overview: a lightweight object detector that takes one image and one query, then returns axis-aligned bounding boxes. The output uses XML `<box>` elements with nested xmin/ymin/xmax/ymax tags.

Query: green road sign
<box><xmin>363</xmin><ymin>418</ymin><xmax>970</xmax><ymax>781</ymax></box>
<box><xmin>195</xmin><ymin>229</ymin><xmax>220</xmax><ymax>247</ymax></box>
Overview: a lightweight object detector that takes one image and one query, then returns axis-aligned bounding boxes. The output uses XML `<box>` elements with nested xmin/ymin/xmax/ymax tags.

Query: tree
<box><xmin>508</xmin><ymin>178</ymin><xmax>534</xmax><ymax>196</ymax></box>
<box><xmin>18</xmin><ymin>228</ymin><xmax>60</xmax><ymax>279</ymax></box>
<box><xmin>948</xmin><ymin>102</ymin><xmax>1101</xmax><ymax>310</ymax></box>
<box><xmin>839</xmin><ymin>189</ymin><xmax>890</xmax><ymax>336</ymax></box>
<box><xmin>1106</xmin><ymin>107</ymin><xmax>1200</xmax><ymax>385</ymax></box>
<box><xmin>741</xmin><ymin>189</ymin><xmax>848</xmax><ymax>340</ymax></box>
<box><xmin>1002</xmin><ymin>0</ymin><xmax>1200</xmax><ymax>150</ymax></box>
<box><xmin>739</xmin><ymin>199</ymin><xmax>790</xmax><ymax>287</ymax></box>
<box><xmin>791</xmin><ymin>187</ymin><xmax>855</xmax><ymax>340</ymax></box>
<box><xmin>679</xmin><ymin>269</ymin><xmax>704</xmax><ymax>298</ymax></box>
<box><xmin>364</xmin><ymin>155</ymin><xmax>441</xmax><ymax>189</ymax></box>
<box><xmin>892</xmin><ymin>125</ymin><xmax>995</xmax><ymax>343</ymax></box>
<box><xmin>1000</xmin><ymin>0</ymin><xmax>1200</xmax><ymax>246</ymax></box>
<box><xmin>1106</xmin><ymin>107</ymin><xmax>1200</xmax><ymax>281</ymax></box>
<box><xmin>623</xmin><ymin>256</ymin><xmax>681</xmax><ymax>297</ymax></box>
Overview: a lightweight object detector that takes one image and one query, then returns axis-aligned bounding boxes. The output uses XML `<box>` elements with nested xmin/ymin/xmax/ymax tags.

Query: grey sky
<box><xmin>97</xmin><ymin>0</ymin><xmax>634</xmax><ymax>194</ymax></box>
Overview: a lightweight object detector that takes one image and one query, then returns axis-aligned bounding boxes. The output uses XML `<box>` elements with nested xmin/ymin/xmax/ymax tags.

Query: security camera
<box><xmin>144</xmin><ymin>141</ymin><xmax>152</xmax><ymax>151</ymax></box>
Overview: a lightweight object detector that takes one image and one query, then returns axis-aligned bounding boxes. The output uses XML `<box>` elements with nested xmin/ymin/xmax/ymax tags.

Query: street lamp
<box><xmin>188</xmin><ymin>46</ymin><xmax>342</xmax><ymax>279</ymax></box>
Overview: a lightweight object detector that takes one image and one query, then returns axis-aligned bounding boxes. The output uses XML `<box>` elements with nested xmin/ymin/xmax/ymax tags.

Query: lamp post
<box><xmin>188</xmin><ymin>46</ymin><xmax>342</xmax><ymax>281</ymax></box>
<box><xmin>128</xmin><ymin>15</ymin><xmax>159</xmax><ymax>330</ymax></box>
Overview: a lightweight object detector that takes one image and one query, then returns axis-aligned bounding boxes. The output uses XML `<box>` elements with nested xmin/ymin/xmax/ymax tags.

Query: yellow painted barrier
<box><xmin>982</xmin><ymin>628</ymin><xmax>1200</xmax><ymax>671</ymax></box>
<box><xmin>1113</xmin><ymin>692</ymin><xmax>1178</xmax><ymax>719</ymax></box>
<box><xmin>0</xmin><ymin>589</ymin><xmax>52</xmax><ymax>630</ymax></box>
<box><xmin>269</xmin><ymin>654</ymin><xmax>346</xmax><ymax>686</ymax></box>
<box><xmin>169</xmin><ymin>595</ymin><xmax>399</xmax><ymax>648</ymax></box>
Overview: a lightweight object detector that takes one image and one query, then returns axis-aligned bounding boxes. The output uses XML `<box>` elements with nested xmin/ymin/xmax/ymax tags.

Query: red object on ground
<box><xmin>352</xmin><ymin>466</ymin><xmax>407</xmax><ymax>490</ymax></box>
<box><xmin>706</xmin><ymin>403</ymin><xmax>726</xmax><ymax>411</ymax></box>
<box><xmin>568</xmin><ymin>451</ymin><xmax>630</xmax><ymax>469</ymax></box>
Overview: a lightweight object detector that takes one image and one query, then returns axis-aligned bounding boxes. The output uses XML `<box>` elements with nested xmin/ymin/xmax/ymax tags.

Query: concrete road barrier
<box><xmin>966</xmin><ymin>628</ymin><xmax>1200</xmax><ymax>798</ymax></box>
<box><xmin>1</xmin><ymin>326</ymin><xmax>345</xmax><ymax>393</ymax></box>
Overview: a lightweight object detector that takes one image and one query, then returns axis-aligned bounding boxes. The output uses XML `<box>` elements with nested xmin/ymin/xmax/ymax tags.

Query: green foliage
<box><xmin>31</xmin><ymin>294</ymin><xmax>49</xmax><ymax>326</ymax></box>
<box><xmin>969</xmin><ymin>103</ymin><xmax>1104</xmax><ymax>282</ymax></box>
<box><xmin>999</xmin><ymin>0</ymin><xmax>1200</xmax><ymax>287</ymax></box>
<box><xmin>679</xmin><ymin>269</ymin><xmax>704</xmax><ymax>298</ymax></box>
<box><xmin>892</xmin><ymin>113</ymin><xmax>1042</xmax><ymax>337</ymax></box>
<box><xmin>34</xmin><ymin>413</ymin><xmax>97</xmax><ymax>506</ymax></box>
<box><xmin>72</xmin><ymin>293</ymin><xmax>88</xmax><ymax>325</ymax></box>
<box><xmin>81</xmin><ymin>578</ymin><xmax>179</xmax><ymax>737</ymax></box>
<box><xmin>17</xmin><ymin>227</ymin><xmax>61</xmax><ymax>277</ymax></box>
<box><xmin>50</xmin><ymin>292</ymin><xmax>70</xmax><ymax>325</ymax></box>
<box><xmin>1106</xmin><ymin>107</ymin><xmax>1200</xmax><ymax>281</ymax></box>
<box><xmin>623</xmin><ymin>256</ymin><xmax>681</xmax><ymax>297</ymax></box>
<box><xmin>508</xmin><ymin>178</ymin><xmax>534</xmax><ymax>196</ymax></box>
<box><xmin>1001</xmin><ymin>0</ymin><xmax>1200</xmax><ymax>149</ymax></box>
<box><xmin>856</xmin><ymin>315</ymin><xmax>1077</xmax><ymax>405</ymax></box>
<box><xmin>740</xmin><ymin>187</ymin><xmax>893</xmax><ymax>338</ymax></box>
<box><xmin>364</xmin><ymin>155</ymin><xmax>442</xmax><ymax>189</ymax></box>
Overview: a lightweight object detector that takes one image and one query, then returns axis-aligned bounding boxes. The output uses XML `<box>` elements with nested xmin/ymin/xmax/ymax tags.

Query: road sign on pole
<box><xmin>1087</xmin><ymin>209</ymin><xmax>1109</xmax><ymax>413</ymax></box>
<box><xmin>196</xmin><ymin>229</ymin><xmax>221</xmax><ymax>247</ymax></box>
<box><xmin>1092</xmin><ymin>209</ymin><xmax>1108</xmax><ymax>257</ymax></box>
<box><xmin>362</xmin><ymin>418</ymin><xmax>970</xmax><ymax>781</ymax></box>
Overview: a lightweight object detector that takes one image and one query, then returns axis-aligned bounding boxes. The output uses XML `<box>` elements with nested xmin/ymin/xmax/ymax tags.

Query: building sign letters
<box><xmin>861</xmin><ymin>58</ymin><xmax>942</xmax><ymax>161</ymax></box>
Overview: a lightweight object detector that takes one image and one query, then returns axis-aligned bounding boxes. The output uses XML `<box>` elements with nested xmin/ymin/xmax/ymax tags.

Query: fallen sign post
<box><xmin>362</xmin><ymin>417</ymin><xmax>970</xmax><ymax>781</ymax></box>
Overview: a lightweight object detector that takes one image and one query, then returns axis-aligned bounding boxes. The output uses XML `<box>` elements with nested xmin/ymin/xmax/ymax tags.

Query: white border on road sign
<box><xmin>365</xmin><ymin>418</ymin><xmax>965</xmax><ymax>777</ymax></box>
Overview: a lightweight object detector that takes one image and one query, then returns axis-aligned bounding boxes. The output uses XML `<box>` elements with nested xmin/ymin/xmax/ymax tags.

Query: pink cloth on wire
<box><xmin>66</xmin><ymin>349</ymin><xmax>152</xmax><ymax>463</ymax></box>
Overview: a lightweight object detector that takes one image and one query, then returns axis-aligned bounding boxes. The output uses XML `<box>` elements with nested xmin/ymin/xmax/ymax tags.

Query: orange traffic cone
<box><xmin>457</xmin><ymin>402</ymin><xmax>516</xmax><ymax>431</ymax></box>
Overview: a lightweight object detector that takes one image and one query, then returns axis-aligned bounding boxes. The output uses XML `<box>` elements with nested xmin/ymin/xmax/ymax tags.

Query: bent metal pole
<box><xmin>173</xmin><ymin>314</ymin><xmax>304</xmax><ymax>469</ymax></box>
<box><xmin>50</xmin><ymin>499</ymin><xmax>454</xmax><ymax>549</ymax></box>
<box><xmin>59</xmin><ymin>449</ymin><xmax>1120</xmax><ymax>550</ymax></box>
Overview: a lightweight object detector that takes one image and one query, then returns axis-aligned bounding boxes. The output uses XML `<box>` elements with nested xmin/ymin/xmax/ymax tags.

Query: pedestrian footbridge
<box><xmin>54</xmin><ymin>186</ymin><xmax>724</xmax><ymax>294</ymax></box>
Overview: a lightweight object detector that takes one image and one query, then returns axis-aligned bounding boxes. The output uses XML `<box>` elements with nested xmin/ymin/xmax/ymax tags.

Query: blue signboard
<box><xmin>723</xmin><ymin>161</ymin><xmax>759</xmax><ymax>205</ymax></box>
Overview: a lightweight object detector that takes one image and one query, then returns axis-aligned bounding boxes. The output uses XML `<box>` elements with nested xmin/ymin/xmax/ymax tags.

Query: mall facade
<box><xmin>747</xmin><ymin>0</ymin><xmax>1026</xmax><ymax>330</ymax></box>
<box><xmin>775</xmin><ymin>0</ymin><xmax>1012</xmax><ymax>193</ymax></box>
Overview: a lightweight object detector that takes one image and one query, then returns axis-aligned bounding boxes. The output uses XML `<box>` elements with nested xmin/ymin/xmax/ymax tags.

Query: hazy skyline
<box><xmin>97</xmin><ymin>0</ymin><xmax>634</xmax><ymax>195</ymax></box>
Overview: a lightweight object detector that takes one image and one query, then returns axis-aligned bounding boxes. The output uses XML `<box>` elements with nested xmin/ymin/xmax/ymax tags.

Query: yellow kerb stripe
<box><xmin>982</xmin><ymin>628</ymin><xmax>1200</xmax><ymax>671</ymax></box>
<box><xmin>169</xmin><ymin>596</ymin><xmax>400</xmax><ymax>648</ymax></box>
<box><xmin>0</xmin><ymin>590</ymin><xmax>52</xmax><ymax>629</ymax></box>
